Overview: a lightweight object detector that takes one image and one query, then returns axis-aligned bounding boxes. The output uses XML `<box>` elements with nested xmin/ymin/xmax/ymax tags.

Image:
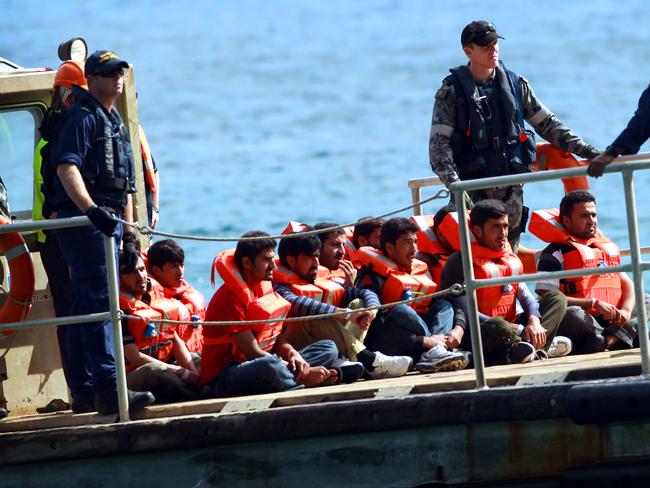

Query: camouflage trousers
<box><xmin>468</xmin><ymin>184</ymin><xmax>526</xmax><ymax>252</ymax></box>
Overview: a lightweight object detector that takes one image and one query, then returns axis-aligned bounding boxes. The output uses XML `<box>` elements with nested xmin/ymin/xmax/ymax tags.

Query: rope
<box><xmin>122</xmin><ymin>283</ymin><xmax>465</xmax><ymax>327</ymax></box>
<box><xmin>117</xmin><ymin>188</ymin><xmax>450</xmax><ymax>242</ymax></box>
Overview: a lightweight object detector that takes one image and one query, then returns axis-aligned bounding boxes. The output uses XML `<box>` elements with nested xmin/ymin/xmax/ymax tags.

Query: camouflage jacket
<box><xmin>428</xmin><ymin>68</ymin><xmax>599</xmax><ymax>187</ymax></box>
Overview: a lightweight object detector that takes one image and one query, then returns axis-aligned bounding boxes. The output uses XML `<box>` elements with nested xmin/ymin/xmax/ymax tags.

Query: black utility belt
<box><xmin>96</xmin><ymin>176</ymin><xmax>127</xmax><ymax>191</ymax></box>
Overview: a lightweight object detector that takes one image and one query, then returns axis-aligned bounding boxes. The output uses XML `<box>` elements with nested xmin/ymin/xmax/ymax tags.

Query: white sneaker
<box><xmin>368</xmin><ymin>351</ymin><xmax>412</xmax><ymax>379</ymax></box>
<box><xmin>416</xmin><ymin>345</ymin><xmax>468</xmax><ymax>373</ymax></box>
<box><xmin>547</xmin><ymin>336</ymin><xmax>573</xmax><ymax>358</ymax></box>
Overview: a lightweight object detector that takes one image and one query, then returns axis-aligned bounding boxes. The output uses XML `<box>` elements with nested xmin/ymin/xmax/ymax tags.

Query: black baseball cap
<box><xmin>461</xmin><ymin>21</ymin><xmax>504</xmax><ymax>47</ymax></box>
<box><xmin>85</xmin><ymin>50</ymin><xmax>129</xmax><ymax>76</ymax></box>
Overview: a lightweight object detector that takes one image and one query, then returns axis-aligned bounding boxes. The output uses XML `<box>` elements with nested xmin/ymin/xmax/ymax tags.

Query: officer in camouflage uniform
<box><xmin>429</xmin><ymin>21</ymin><xmax>599</xmax><ymax>249</ymax></box>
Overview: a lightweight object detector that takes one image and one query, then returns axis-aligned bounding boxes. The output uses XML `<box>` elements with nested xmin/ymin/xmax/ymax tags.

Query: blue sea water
<box><xmin>2</xmin><ymin>0</ymin><xmax>650</xmax><ymax>297</ymax></box>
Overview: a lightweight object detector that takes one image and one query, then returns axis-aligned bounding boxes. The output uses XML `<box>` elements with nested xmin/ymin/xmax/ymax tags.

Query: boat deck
<box><xmin>0</xmin><ymin>348</ymin><xmax>642</xmax><ymax>434</ymax></box>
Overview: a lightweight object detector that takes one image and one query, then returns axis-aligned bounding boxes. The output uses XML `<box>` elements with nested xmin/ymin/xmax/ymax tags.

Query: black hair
<box><xmin>380</xmin><ymin>217</ymin><xmax>418</xmax><ymax>253</ymax></box>
<box><xmin>432</xmin><ymin>204</ymin><xmax>456</xmax><ymax>232</ymax></box>
<box><xmin>119</xmin><ymin>250</ymin><xmax>143</xmax><ymax>275</ymax></box>
<box><xmin>234</xmin><ymin>231</ymin><xmax>276</xmax><ymax>271</ymax></box>
<box><xmin>147</xmin><ymin>239</ymin><xmax>184</xmax><ymax>272</ymax></box>
<box><xmin>352</xmin><ymin>217</ymin><xmax>384</xmax><ymax>248</ymax></box>
<box><xmin>313</xmin><ymin>222</ymin><xmax>344</xmax><ymax>244</ymax></box>
<box><xmin>469</xmin><ymin>199</ymin><xmax>507</xmax><ymax>228</ymax></box>
<box><xmin>559</xmin><ymin>190</ymin><xmax>596</xmax><ymax>220</ymax></box>
<box><xmin>278</xmin><ymin>232</ymin><xmax>321</xmax><ymax>267</ymax></box>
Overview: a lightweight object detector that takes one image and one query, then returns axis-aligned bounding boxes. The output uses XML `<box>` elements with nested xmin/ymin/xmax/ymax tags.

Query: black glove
<box><xmin>85</xmin><ymin>205</ymin><xmax>118</xmax><ymax>236</ymax></box>
<box><xmin>121</xmin><ymin>232</ymin><xmax>139</xmax><ymax>273</ymax></box>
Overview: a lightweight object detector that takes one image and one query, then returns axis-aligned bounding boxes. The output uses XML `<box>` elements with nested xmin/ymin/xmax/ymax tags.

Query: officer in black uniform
<box><xmin>429</xmin><ymin>21</ymin><xmax>599</xmax><ymax>249</ymax></box>
<box><xmin>50</xmin><ymin>50</ymin><xmax>154</xmax><ymax>415</ymax></box>
<box><xmin>588</xmin><ymin>84</ymin><xmax>650</xmax><ymax>177</ymax></box>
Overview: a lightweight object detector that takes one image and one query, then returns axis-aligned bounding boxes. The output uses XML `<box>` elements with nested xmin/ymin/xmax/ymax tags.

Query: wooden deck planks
<box><xmin>0</xmin><ymin>349</ymin><xmax>641</xmax><ymax>435</ymax></box>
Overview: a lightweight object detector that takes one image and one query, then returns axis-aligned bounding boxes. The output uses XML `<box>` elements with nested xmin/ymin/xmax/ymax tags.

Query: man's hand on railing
<box><xmin>588</xmin><ymin>152</ymin><xmax>617</xmax><ymax>178</ymax></box>
<box><xmin>85</xmin><ymin>205</ymin><xmax>118</xmax><ymax>236</ymax></box>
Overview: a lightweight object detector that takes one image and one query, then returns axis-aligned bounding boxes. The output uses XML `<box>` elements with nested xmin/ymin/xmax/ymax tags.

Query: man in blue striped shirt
<box><xmin>274</xmin><ymin>231</ymin><xmax>412</xmax><ymax>379</ymax></box>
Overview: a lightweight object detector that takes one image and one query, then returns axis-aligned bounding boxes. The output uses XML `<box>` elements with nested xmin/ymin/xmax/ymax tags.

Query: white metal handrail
<box><xmin>0</xmin><ymin>216</ymin><xmax>130</xmax><ymax>422</ymax></box>
<box><xmin>430</xmin><ymin>155</ymin><xmax>650</xmax><ymax>389</ymax></box>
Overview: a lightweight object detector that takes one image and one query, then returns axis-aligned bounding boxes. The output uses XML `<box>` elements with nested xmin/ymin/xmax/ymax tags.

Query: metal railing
<box><xmin>0</xmin><ymin>216</ymin><xmax>130</xmax><ymax>421</ymax></box>
<box><xmin>410</xmin><ymin>155</ymin><xmax>650</xmax><ymax>389</ymax></box>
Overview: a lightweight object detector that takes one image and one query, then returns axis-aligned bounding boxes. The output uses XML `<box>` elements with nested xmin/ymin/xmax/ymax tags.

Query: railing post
<box><xmin>411</xmin><ymin>187</ymin><xmax>423</xmax><ymax>216</ymax></box>
<box><xmin>103</xmin><ymin>234</ymin><xmax>130</xmax><ymax>421</ymax></box>
<box><xmin>622</xmin><ymin>170</ymin><xmax>650</xmax><ymax>377</ymax></box>
<box><xmin>453</xmin><ymin>187</ymin><xmax>488</xmax><ymax>389</ymax></box>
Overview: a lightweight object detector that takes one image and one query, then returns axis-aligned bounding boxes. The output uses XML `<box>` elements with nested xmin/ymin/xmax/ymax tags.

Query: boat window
<box><xmin>0</xmin><ymin>108</ymin><xmax>41</xmax><ymax>219</ymax></box>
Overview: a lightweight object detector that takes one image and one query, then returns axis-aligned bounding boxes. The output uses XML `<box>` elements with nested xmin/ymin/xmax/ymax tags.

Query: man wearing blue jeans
<box><xmin>357</xmin><ymin>218</ymin><xmax>469</xmax><ymax>373</ymax></box>
<box><xmin>201</xmin><ymin>231</ymin><xmax>348</xmax><ymax>397</ymax></box>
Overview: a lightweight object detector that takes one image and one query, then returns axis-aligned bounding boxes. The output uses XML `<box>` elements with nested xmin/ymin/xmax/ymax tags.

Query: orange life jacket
<box><xmin>138</xmin><ymin>125</ymin><xmax>157</xmax><ymax>193</ymax></box>
<box><xmin>534</xmin><ymin>143</ymin><xmax>590</xmax><ymax>194</ymax></box>
<box><xmin>356</xmin><ymin>247</ymin><xmax>438</xmax><ymax>313</ymax></box>
<box><xmin>410</xmin><ymin>215</ymin><xmax>447</xmax><ymax>255</ymax></box>
<box><xmin>341</xmin><ymin>225</ymin><xmax>362</xmax><ymax>268</ymax></box>
<box><xmin>528</xmin><ymin>208</ymin><xmax>622</xmax><ymax>307</ymax></box>
<box><xmin>273</xmin><ymin>260</ymin><xmax>346</xmax><ymax>306</ymax></box>
<box><xmin>281</xmin><ymin>221</ymin><xmax>309</xmax><ymax>235</ymax></box>
<box><xmin>208</xmin><ymin>250</ymin><xmax>291</xmax><ymax>361</ymax></box>
<box><xmin>436</xmin><ymin>211</ymin><xmax>522</xmax><ymax>320</ymax></box>
<box><xmin>119</xmin><ymin>288</ymin><xmax>187</xmax><ymax>372</ymax></box>
<box><xmin>162</xmin><ymin>280</ymin><xmax>205</xmax><ymax>354</ymax></box>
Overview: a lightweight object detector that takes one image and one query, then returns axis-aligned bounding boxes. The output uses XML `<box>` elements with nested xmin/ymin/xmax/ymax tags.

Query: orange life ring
<box><xmin>0</xmin><ymin>215</ymin><xmax>34</xmax><ymax>335</ymax></box>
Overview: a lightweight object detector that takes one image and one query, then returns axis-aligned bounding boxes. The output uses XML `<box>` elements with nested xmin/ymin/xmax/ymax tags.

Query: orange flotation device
<box><xmin>0</xmin><ymin>215</ymin><xmax>35</xmax><ymax>335</ymax></box>
<box><xmin>273</xmin><ymin>260</ymin><xmax>345</xmax><ymax>306</ymax></box>
<box><xmin>356</xmin><ymin>246</ymin><xmax>438</xmax><ymax>313</ymax></box>
<box><xmin>535</xmin><ymin>143</ymin><xmax>590</xmax><ymax>194</ymax></box>
<box><xmin>410</xmin><ymin>215</ymin><xmax>447</xmax><ymax>255</ymax></box>
<box><xmin>210</xmin><ymin>250</ymin><xmax>291</xmax><ymax>360</ymax></box>
<box><xmin>528</xmin><ymin>208</ymin><xmax>622</xmax><ymax>307</ymax></box>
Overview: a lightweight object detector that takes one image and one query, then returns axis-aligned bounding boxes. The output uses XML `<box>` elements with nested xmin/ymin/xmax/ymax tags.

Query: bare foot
<box><xmin>299</xmin><ymin>367</ymin><xmax>338</xmax><ymax>388</ymax></box>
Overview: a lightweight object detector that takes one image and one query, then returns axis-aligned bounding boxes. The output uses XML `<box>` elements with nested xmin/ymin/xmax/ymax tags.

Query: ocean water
<box><xmin>2</xmin><ymin>0</ymin><xmax>650</xmax><ymax>297</ymax></box>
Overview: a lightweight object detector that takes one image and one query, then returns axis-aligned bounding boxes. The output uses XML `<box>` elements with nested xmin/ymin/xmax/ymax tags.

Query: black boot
<box><xmin>72</xmin><ymin>391</ymin><xmax>96</xmax><ymax>414</ymax></box>
<box><xmin>95</xmin><ymin>382</ymin><xmax>155</xmax><ymax>415</ymax></box>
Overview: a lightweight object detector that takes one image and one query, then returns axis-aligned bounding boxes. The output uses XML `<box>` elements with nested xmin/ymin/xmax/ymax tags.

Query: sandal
<box><xmin>36</xmin><ymin>398</ymin><xmax>71</xmax><ymax>414</ymax></box>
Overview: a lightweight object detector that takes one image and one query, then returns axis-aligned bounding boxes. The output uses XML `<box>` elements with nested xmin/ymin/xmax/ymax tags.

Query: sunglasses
<box><xmin>96</xmin><ymin>67</ymin><xmax>125</xmax><ymax>78</ymax></box>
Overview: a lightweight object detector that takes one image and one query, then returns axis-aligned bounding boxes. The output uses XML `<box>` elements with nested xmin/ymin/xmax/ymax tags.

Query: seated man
<box><xmin>531</xmin><ymin>190</ymin><xmax>645</xmax><ymax>352</ymax></box>
<box><xmin>356</xmin><ymin>217</ymin><xmax>469</xmax><ymax>373</ymax></box>
<box><xmin>147</xmin><ymin>239</ymin><xmax>204</xmax><ymax>355</ymax></box>
<box><xmin>274</xmin><ymin>231</ymin><xmax>412</xmax><ymax>379</ymax></box>
<box><xmin>352</xmin><ymin>217</ymin><xmax>384</xmax><ymax>249</ymax></box>
<box><xmin>440</xmin><ymin>200</ymin><xmax>571</xmax><ymax>364</ymax></box>
<box><xmin>411</xmin><ymin>204</ymin><xmax>456</xmax><ymax>285</ymax></box>
<box><xmin>313</xmin><ymin>222</ymin><xmax>358</xmax><ymax>287</ymax></box>
<box><xmin>201</xmin><ymin>231</ymin><xmax>342</xmax><ymax>397</ymax></box>
<box><xmin>119</xmin><ymin>254</ymin><xmax>198</xmax><ymax>403</ymax></box>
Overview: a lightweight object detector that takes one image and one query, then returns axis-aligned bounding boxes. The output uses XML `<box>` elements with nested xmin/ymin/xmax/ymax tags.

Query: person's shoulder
<box><xmin>435</xmin><ymin>79</ymin><xmax>456</xmax><ymax>102</ymax></box>
<box><xmin>206</xmin><ymin>285</ymin><xmax>243</xmax><ymax>318</ymax></box>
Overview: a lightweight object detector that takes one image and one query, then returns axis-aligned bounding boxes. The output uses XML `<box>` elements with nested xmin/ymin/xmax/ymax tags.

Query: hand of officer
<box><xmin>85</xmin><ymin>205</ymin><xmax>118</xmax><ymax>236</ymax></box>
<box><xmin>587</xmin><ymin>153</ymin><xmax>616</xmax><ymax>178</ymax></box>
<box><xmin>121</xmin><ymin>232</ymin><xmax>139</xmax><ymax>273</ymax></box>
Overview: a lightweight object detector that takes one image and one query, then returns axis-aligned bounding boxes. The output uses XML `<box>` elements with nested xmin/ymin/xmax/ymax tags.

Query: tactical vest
<box><xmin>51</xmin><ymin>86</ymin><xmax>135</xmax><ymax>209</ymax></box>
<box><xmin>446</xmin><ymin>61</ymin><xmax>536</xmax><ymax>181</ymax></box>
